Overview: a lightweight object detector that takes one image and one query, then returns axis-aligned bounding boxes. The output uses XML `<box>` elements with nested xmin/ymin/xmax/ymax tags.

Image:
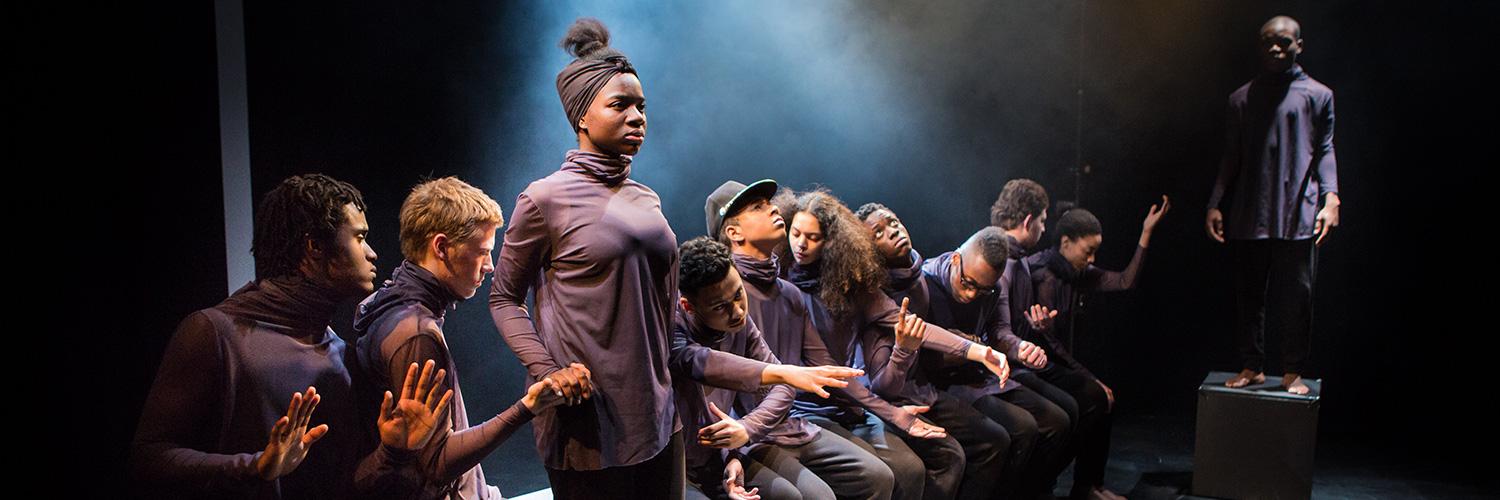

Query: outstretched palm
<box><xmin>256</xmin><ymin>386</ymin><xmax>329</xmax><ymax>480</ymax></box>
<box><xmin>379</xmin><ymin>359</ymin><xmax>455</xmax><ymax>450</ymax></box>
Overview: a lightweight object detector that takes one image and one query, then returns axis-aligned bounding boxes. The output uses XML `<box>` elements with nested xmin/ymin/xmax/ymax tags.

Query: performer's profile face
<box><xmin>683</xmin><ymin>267</ymin><xmax>749</xmax><ymax>332</ymax></box>
<box><xmin>725</xmin><ymin>197</ymin><xmax>786</xmax><ymax>247</ymax></box>
<box><xmin>438</xmin><ymin>222</ymin><xmax>498</xmax><ymax>300</ymax></box>
<box><xmin>1059</xmin><ymin>233</ymin><xmax>1101</xmax><ymax>272</ymax></box>
<box><xmin>1020</xmin><ymin>210</ymin><xmax>1048</xmax><ymax>249</ymax></box>
<box><xmin>863</xmin><ymin>209</ymin><xmax>912</xmax><ymax>263</ymax></box>
<box><xmin>788</xmin><ymin>212</ymin><xmax>824</xmax><ymax>266</ymax></box>
<box><xmin>316</xmin><ymin>203</ymin><xmax>380</xmax><ymax>296</ymax></box>
<box><xmin>1258</xmin><ymin>22</ymin><xmax>1302</xmax><ymax>73</ymax></box>
<box><xmin>578</xmin><ymin>73</ymin><xmax>647</xmax><ymax>156</ymax></box>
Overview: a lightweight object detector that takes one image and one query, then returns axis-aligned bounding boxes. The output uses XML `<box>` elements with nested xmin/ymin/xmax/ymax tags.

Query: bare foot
<box><xmin>1282</xmin><ymin>373</ymin><xmax>1310</xmax><ymax>395</ymax></box>
<box><xmin>1087</xmin><ymin>487</ymin><xmax>1127</xmax><ymax>500</ymax></box>
<box><xmin>1225</xmin><ymin>369</ymin><xmax>1265</xmax><ymax>388</ymax></box>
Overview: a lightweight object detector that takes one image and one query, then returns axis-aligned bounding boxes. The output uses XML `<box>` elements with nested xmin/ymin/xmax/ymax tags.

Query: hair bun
<box><xmin>561</xmin><ymin>17</ymin><xmax>611</xmax><ymax>59</ymax></box>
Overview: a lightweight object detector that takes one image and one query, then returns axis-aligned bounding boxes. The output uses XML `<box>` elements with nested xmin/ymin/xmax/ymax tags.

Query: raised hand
<box><xmin>1015</xmin><ymin>340</ymin><xmax>1048</xmax><ymax>369</ymax></box>
<box><xmin>763</xmin><ymin>364</ymin><xmax>862</xmax><ymax>399</ymax></box>
<box><xmin>255</xmin><ymin>386</ymin><xmax>329</xmax><ymax>480</ymax></box>
<box><xmin>378</xmin><ymin>360</ymin><xmax>455</xmax><ymax>451</ymax></box>
<box><xmin>1024</xmin><ymin>304</ymin><xmax>1057</xmax><ymax>333</ymax></box>
<box><xmin>525</xmin><ymin>362</ymin><xmax>592</xmax><ymax>412</ymax></box>
<box><xmin>1141</xmin><ymin>195</ymin><xmax>1171</xmax><ymax>247</ymax></box>
<box><xmin>894</xmin><ymin>297</ymin><xmax>926</xmax><ymax>351</ymax></box>
<box><xmin>723</xmin><ymin>457</ymin><xmax>761</xmax><ymax>500</ymax></box>
<box><xmin>698</xmin><ymin>402</ymin><xmax>750</xmax><ymax>449</ymax></box>
<box><xmin>1205</xmin><ymin>207</ymin><xmax>1225</xmax><ymax>243</ymax></box>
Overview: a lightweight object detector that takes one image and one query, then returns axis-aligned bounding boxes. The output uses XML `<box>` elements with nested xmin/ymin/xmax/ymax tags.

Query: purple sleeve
<box><xmin>433</xmin><ymin>401</ymin><xmax>534</xmax><ymax>481</ymax></box>
<box><xmin>363</xmin><ymin>333</ymin><xmax>535</xmax><ymax>490</ymax></box>
<box><xmin>797</xmin><ymin>313</ymin><xmax>917</xmax><ymax>430</ymax></box>
<box><xmin>860</xmin><ymin>322</ymin><xmax>915</xmax><ymax>402</ymax></box>
<box><xmin>1315</xmin><ymin>93</ymin><xmax>1338</xmax><ymax>198</ymax></box>
<box><xmin>670</xmin><ymin>321</ymin><xmax>770</xmax><ymax>394</ymax></box>
<box><xmin>735</xmin><ymin>326</ymin><xmax>794</xmax><ymax>444</ymax></box>
<box><xmin>1081</xmin><ymin>245</ymin><xmax>1148</xmax><ymax>293</ymax></box>
<box><xmin>1208</xmin><ymin>97</ymin><xmax>1242</xmax><ymax>210</ymax></box>
<box><xmin>985</xmin><ymin>281</ymin><xmax>1025</xmax><ymax>357</ymax></box>
<box><xmin>129</xmin><ymin>312</ymin><xmax>261</xmax><ymax>493</ymax></box>
<box><xmin>488</xmin><ymin>192</ymin><xmax>562</xmax><ymax>380</ymax></box>
<box><xmin>868</xmin><ymin>290</ymin><xmax>972</xmax><ymax>358</ymax></box>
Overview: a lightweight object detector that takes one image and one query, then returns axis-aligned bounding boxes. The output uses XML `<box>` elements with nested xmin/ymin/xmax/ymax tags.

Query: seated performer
<box><xmin>711</xmin><ymin>179</ymin><xmax>946</xmax><ymax>500</ymax></box>
<box><xmin>1024</xmin><ymin>198</ymin><xmax>1168</xmax><ymax>500</ymax></box>
<box><xmin>674</xmin><ymin>236</ymin><xmax>867</xmax><ymax>500</ymax></box>
<box><xmin>860</xmin><ymin>204</ymin><xmax>1072</xmax><ymax>500</ymax></box>
<box><xmin>779</xmin><ymin>188</ymin><xmax>1014</xmax><ymax>500</ymax></box>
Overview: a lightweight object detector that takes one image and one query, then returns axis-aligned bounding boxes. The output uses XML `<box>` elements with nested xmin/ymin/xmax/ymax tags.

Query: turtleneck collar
<box><xmin>1035</xmin><ymin>247</ymin><xmax>1081</xmax><ymax>283</ymax></box>
<box><xmin>1257</xmin><ymin>63</ymin><xmax>1306</xmax><ymax>84</ymax></box>
<box><xmin>786</xmin><ymin>259</ymin><xmax>822</xmax><ymax>294</ymax></box>
<box><xmin>732</xmin><ymin>252</ymin><xmax>781</xmax><ymax>289</ymax></box>
<box><xmin>885</xmin><ymin>248</ymin><xmax>923</xmax><ymax>292</ymax></box>
<box><xmin>353</xmin><ymin>260</ymin><xmax>461</xmax><ymax>337</ymax></box>
<box><xmin>561</xmin><ymin>149</ymin><xmax>632</xmax><ymax>186</ymax></box>
<box><xmin>1004</xmin><ymin>234</ymin><xmax>1028</xmax><ymax>259</ymax></box>
<box><xmin>219</xmin><ymin>274</ymin><xmax>344</xmax><ymax>333</ymax></box>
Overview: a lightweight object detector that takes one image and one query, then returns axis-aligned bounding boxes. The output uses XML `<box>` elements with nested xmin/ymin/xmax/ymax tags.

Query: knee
<box><xmin>865</xmin><ymin>457</ymin><xmax>897</xmax><ymax>498</ymax></box>
<box><xmin>1009</xmin><ymin>412</ymin><xmax>1040</xmax><ymax>451</ymax></box>
<box><xmin>1037</xmin><ymin>402</ymin><xmax>1071</xmax><ymax>441</ymax></box>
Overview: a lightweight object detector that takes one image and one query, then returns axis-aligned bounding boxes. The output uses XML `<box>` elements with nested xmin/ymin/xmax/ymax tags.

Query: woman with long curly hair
<box><xmin>776</xmin><ymin>188</ymin><xmax>1012</xmax><ymax>500</ymax></box>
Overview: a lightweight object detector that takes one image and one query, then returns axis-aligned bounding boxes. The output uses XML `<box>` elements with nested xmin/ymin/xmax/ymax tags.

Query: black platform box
<box><xmin>1193</xmin><ymin>371</ymin><xmax>1321</xmax><ymax>500</ymax></box>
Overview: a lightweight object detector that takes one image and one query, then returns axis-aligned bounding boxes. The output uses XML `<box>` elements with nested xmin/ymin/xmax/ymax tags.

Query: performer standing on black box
<box><xmin>1206</xmin><ymin>15</ymin><xmax>1340</xmax><ymax>395</ymax></box>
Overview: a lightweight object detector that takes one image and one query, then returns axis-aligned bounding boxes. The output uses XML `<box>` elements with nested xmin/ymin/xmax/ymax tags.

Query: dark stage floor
<box><xmin>1060</xmin><ymin>413</ymin><xmax>1493</xmax><ymax>500</ymax></box>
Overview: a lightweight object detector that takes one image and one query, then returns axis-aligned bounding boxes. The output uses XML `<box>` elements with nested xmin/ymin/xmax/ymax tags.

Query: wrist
<box><xmin>760</xmin><ymin>365</ymin><xmax>784</xmax><ymax>385</ymax></box>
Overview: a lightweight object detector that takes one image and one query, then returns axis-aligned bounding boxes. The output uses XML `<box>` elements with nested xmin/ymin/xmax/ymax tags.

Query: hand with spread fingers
<box><xmin>762</xmin><ymin>364</ymin><xmax>862</xmax><ymax>399</ymax></box>
<box><xmin>1024</xmin><ymin>304</ymin><xmax>1058</xmax><ymax>333</ymax></box>
<box><xmin>255</xmin><ymin>386</ymin><xmax>330</xmax><ymax>480</ymax></box>
<box><xmin>378</xmin><ymin>360</ymin><xmax>455</xmax><ymax>451</ymax></box>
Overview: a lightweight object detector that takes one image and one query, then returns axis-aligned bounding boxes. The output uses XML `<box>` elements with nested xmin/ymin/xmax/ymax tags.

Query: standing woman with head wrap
<box><xmin>488</xmin><ymin>18</ymin><xmax>684</xmax><ymax>499</ymax></box>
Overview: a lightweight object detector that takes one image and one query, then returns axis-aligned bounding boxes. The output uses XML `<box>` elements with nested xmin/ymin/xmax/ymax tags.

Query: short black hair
<box><xmin>967</xmin><ymin>226</ymin><xmax>1011</xmax><ymax>268</ymax></box>
<box><xmin>252</xmin><ymin>174</ymin><xmax>366</xmax><ymax>280</ymax></box>
<box><xmin>990</xmin><ymin>179</ymin><xmax>1049</xmax><ymax>229</ymax></box>
<box><xmin>1055</xmin><ymin>207</ymin><xmax>1102</xmax><ymax>240</ymax></box>
<box><xmin>855</xmin><ymin>202</ymin><xmax>890</xmax><ymax>222</ymax></box>
<box><xmin>678</xmin><ymin>236</ymin><xmax>735</xmax><ymax>297</ymax></box>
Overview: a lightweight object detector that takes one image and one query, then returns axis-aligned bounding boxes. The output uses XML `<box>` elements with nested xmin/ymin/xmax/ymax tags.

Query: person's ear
<box><xmin>724</xmin><ymin>224</ymin><xmax>744</xmax><ymax>245</ymax></box>
<box><xmin>678</xmin><ymin>296</ymin><xmax>694</xmax><ymax>314</ymax></box>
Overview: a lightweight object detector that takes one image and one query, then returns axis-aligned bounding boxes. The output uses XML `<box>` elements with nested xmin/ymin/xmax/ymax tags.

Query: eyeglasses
<box><xmin>955</xmin><ymin>254</ymin><xmax>997</xmax><ymax>295</ymax></box>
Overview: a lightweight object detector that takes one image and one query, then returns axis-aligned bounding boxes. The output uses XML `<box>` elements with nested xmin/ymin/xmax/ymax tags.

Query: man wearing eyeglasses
<box><xmin>861</xmin><ymin>206</ymin><xmax>1076</xmax><ymax>500</ymax></box>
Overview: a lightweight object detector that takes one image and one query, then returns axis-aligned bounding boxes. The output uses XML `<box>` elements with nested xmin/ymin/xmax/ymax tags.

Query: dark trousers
<box><xmin>972</xmin><ymin>380</ymin><xmax>1073</xmax><ymax>499</ymax></box>
<box><xmin>746</xmin><ymin>428</ymin><xmax>896</xmax><ymax>500</ymax></box>
<box><xmin>547</xmin><ymin>430</ymin><xmax>685</xmax><ymax>500</ymax></box>
<box><xmin>804</xmin><ymin>413</ymin><xmax>928</xmax><ymax>500</ymax></box>
<box><xmin>1032</xmin><ymin>364</ymin><xmax>1111</xmax><ymax>499</ymax></box>
<box><xmin>688</xmin><ymin>454</ymin><xmax>808</xmax><ymax>500</ymax></box>
<box><xmin>1231</xmin><ymin>238</ymin><xmax>1316</xmax><ymax>374</ymax></box>
<box><xmin>891</xmin><ymin>392</ymin><xmax>1009</xmax><ymax>500</ymax></box>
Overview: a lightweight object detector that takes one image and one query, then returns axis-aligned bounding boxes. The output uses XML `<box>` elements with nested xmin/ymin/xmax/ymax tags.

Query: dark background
<box><xmin>54</xmin><ymin>0</ymin><xmax>1495</xmax><ymax>496</ymax></box>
